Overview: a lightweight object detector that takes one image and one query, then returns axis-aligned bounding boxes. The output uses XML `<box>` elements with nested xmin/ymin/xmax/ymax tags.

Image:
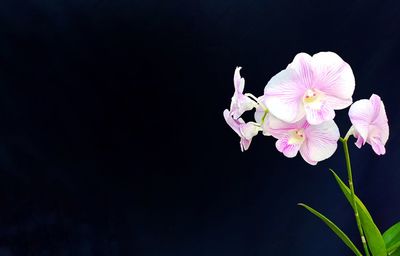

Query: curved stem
<box><xmin>340</xmin><ymin>137</ymin><xmax>370</xmax><ymax>256</ymax></box>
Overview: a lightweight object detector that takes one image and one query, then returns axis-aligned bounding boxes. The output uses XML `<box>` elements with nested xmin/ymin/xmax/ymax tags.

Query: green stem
<box><xmin>340</xmin><ymin>137</ymin><xmax>370</xmax><ymax>256</ymax></box>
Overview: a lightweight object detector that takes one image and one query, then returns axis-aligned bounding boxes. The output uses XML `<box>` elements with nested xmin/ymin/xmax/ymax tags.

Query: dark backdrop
<box><xmin>0</xmin><ymin>0</ymin><xmax>399</xmax><ymax>255</ymax></box>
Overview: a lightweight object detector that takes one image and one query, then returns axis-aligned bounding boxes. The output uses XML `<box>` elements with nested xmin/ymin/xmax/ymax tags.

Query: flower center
<box><xmin>288</xmin><ymin>129</ymin><xmax>305</xmax><ymax>144</ymax></box>
<box><xmin>303</xmin><ymin>89</ymin><xmax>319</xmax><ymax>103</ymax></box>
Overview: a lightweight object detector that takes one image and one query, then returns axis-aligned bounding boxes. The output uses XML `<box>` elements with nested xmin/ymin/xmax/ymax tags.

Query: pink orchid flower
<box><xmin>230</xmin><ymin>67</ymin><xmax>258</xmax><ymax>119</ymax></box>
<box><xmin>348</xmin><ymin>94</ymin><xmax>389</xmax><ymax>155</ymax></box>
<box><xmin>223</xmin><ymin>109</ymin><xmax>261</xmax><ymax>151</ymax></box>
<box><xmin>262</xmin><ymin>114</ymin><xmax>340</xmax><ymax>165</ymax></box>
<box><xmin>263</xmin><ymin>52</ymin><xmax>355</xmax><ymax>125</ymax></box>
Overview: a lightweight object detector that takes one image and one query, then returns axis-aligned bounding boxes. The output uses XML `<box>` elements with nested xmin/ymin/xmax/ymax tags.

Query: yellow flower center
<box><xmin>303</xmin><ymin>89</ymin><xmax>319</xmax><ymax>103</ymax></box>
<box><xmin>288</xmin><ymin>129</ymin><xmax>305</xmax><ymax>144</ymax></box>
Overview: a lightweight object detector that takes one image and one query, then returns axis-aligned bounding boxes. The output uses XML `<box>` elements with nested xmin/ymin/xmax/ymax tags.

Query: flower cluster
<box><xmin>223</xmin><ymin>52</ymin><xmax>389</xmax><ymax>164</ymax></box>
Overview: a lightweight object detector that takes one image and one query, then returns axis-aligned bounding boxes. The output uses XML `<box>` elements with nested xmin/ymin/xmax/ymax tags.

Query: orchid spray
<box><xmin>223</xmin><ymin>52</ymin><xmax>399</xmax><ymax>256</ymax></box>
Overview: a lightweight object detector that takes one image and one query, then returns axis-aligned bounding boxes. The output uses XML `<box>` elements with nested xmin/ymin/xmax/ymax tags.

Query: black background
<box><xmin>0</xmin><ymin>0</ymin><xmax>399</xmax><ymax>255</ymax></box>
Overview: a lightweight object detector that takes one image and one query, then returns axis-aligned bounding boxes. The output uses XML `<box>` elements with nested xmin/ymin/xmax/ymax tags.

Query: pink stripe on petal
<box><xmin>302</xmin><ymin>120</ymin><xmax>339</xmax><ymax>163</ymax></box>
<box><xmin>264</xmin><ymin>69</ymin><xmax>306</xmax><ymax>123</ymax></box>
<box><xmin>348</xmin><ymin>99</ymin><xmax>373</xmax><ymax>140</ymax></box>
<box><xmin>324</xmin><ymin>94</ymin><xmax>353</xmax><ymax>110</ymax></box>
<box><xmin>276</xmin><ymin>137</ymin><xmax>301</xmax><ymax>158</ymax></box>
<box><xmin>369</xmin><ymin>94</ymin><xmax>388</xmax><ymax>129</ymax></box>
<box><xmin>304</xmin><ymin>101</ymin><xmax>335</xmax><ymax>125</ymax></box>
<box><xmin>312</xmin><ymin>52</ymin><xmax>355</xmax><ymax>101</ymax></box>
<box><xmin>287</xmin><ymin>52</ymin><xmax>314</xmax><ymax>89</ymax></box>
<box><xmin>263</xmin><ymin>114</ymin><xmax>305</xmax><ymax>139</ymax></box>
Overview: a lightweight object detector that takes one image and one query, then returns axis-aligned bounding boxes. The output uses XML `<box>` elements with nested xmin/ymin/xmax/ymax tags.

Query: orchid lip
<box><xmin>303</xmin><ymin>89</ymin><xmax>322</xmax><ymax>104</ymax></box>
<box><xmin>288</xmin><ymin>129</ymin><xmax>305</xmax><ymax>144</ymax></box>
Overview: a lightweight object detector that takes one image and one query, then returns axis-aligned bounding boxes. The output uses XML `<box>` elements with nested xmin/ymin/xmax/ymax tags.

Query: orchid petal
<box><xmin>348</xmin><ymin>99</ymin><xmax>373</xmax><ymax>141</ymax></box>
<box><xmin>223</xmin><ymin>109</ymin><xmax>243</xmax><ymax>136</ymax></box>
<box><xmin>354</xmin><ymin>134</ymin><xmax>365</xmax><ymax>148</ymax></box>
<box><xmin>370</xmin><ymin>137</ymin><xmax>386</xmax><ymax>155</ymax></box>
<box><xmin>230</xmin><ymin>94</ymin><xmax>257</xmax><ymax>119</ymax></box>
<box><xmin>263</xmin><ymin>69</ymin><xmax>305</xmax><ymax>123</ymax></box>
<box><xmin>276</xmin><ymin>136</ymin><xmax>302</xmax><ymax>158</ymax></box>
<box><xmin>254</xmin><ymin>105</ymin><xmax>265</xmax><ymax>124</ymax></box>
<box><xmin>223</xmin><ymin>109</ymin><xmax>259</xmax><ymax>152</ymax></box>
<box><xmin>300</xmin><ymin>120</ymin><xmax>340</xmax><ymax>163</ymax></box>
<box><xmin>324</xmin><ymin>94</ymin><xmax>353</xmax><ymax>110</ymax></box>
<box><xmin>240</xmin><ymin>122</ymin><xmax>260</xmax><ymax>140</ymax></box>
<box><xmin>263</xmin><ymin>114</ymin><xmax>306</xmax><ymax>139</ymax></box>
<box><xmin>287</xmin><ymin>52</ymin><xmax>314</xmax><ymax>89</ymax></box>
<box><xmin>370</xmin><ymin>94</ymin><xmax>389</xmax><ymax>145</ymax></box>
<box><xmin>304</xmin><ymin>100</ymin><xmax>335</xmax><ymax>125</ymax></box>
<box><xmin>240</xmin><ymin>138</ymin><xmax>251</xmax><ymax>152</ymax></box>
<box><xmin>234</xmin><ymin>67</ymin><xmax>245</xmax><ymax>93</ymax></box>
<box><xmin>370</xmin><ymin>94</ymin><xmax>388</xmax><ymax>129</ymax></box>
<box><xmin>379</xmin><ymin>123</ymin><xmax>389</xmax><ymax>146</ymax></box>
<box><xmin>312</xmin><ymin>52</ymin><xmax>355</xmax><ymax>108</ymax></box>
<box><xmin>298</xmin><ymin>143</ymin><xmax>318</xmax><ymax>165</ymax></box>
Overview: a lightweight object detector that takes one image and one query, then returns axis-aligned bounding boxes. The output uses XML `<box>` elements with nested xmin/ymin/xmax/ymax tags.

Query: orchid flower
<box><xmin>223</xmin><ymin>109</ymin><xmax>261</xmax><ymax>151</ymax></box>
<box><xmin>263</xmin><ymin>52</ymin><xmax>355</xmax><ymax>125</ymax></box>
<box><xmin>263</xmin><ymin>114</ymin><xmax>340</xmax><ymax>165</ymax></box>
<box><xmin>348</xmin><ymin>94</ymin><xmax>389</xmax><ymax>155</ymax></box>
<box><xmin>230</xmin><ymin>67</ymin><xmax>258</xmax><ymax>119</ymax></box>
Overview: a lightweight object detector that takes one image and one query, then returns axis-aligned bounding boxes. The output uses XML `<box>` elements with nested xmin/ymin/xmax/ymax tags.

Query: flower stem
<box><xmin>340</xmin><ymin>137</ymin><xmax>370</xmax><ymax>256</ymax></box>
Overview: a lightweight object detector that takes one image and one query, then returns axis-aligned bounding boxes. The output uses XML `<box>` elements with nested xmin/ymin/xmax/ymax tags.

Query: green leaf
<box><xmin>389</xmin><ymin>245</ymin><xmax>400</xmax><ymax>256</ymax></box>
<box><xmin>330</xmin><ymin>169</ymin><xmax>387</xmax><ymax>256</ymax></box>
<box><xmin>298</xmin><ymin>203</ymin><xmax>362</xmax><ymax>256</ymax></box>
<box><xmin>389</xmin><ymin>248</ymin><xmax>400</xmax><ymax>256</ymax></box>
<box><xmin>384</xmin><ymin>221</ymin><xmax>400</xmax><ymax>254</ymax></box>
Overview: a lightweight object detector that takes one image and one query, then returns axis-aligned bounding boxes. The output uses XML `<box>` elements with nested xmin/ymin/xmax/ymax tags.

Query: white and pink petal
<box><xmin>240</xmin><ymin>122</ymin><xmax>261</xmax><ymax>140</ymax></box>
<box><xmin>263</xmin><ymin>69</ymin><xmax>306</xmax><ymax>123</ymax></box>
<box><xmin>234</xmin><ymin>67</ymin><xmax>245</xmax><ymax>93</ymax></box>
<box><xmin>303</xmin><ymin>100</ymin><xmax>335</xmax><ymax>125</ymax></box>
<box><xmin>370</xmin><ymin>94</ymin><xmax>388</xmax><ymax>126</ymax></box>
<box><xmin>223</xmin><ymin>109</ymin><xmax>260</xmax><ymax>152</ymax></box>
<box><xmin>276</xmin><ymin>136</ymin><xmax>302</xmax><ymax>158</ymax></box>
<box><xmin>262</xmin><ymin>114</ymin><xmax>306</xmax><ymax>139</ymax></box>
<box><xmin>312</xmin><ymin>51</ymin><xmax>355</xmax><ymax>105</ymax></box>
<box><xmin>240</xmin><ymin>138</ymin><xmax>251</xmax><ymax>152</ymax></box>
<box><xmin>230</xmin><ymin>94</ymin><xmax>257</xmax><ymax>119</ymax></box>
<box><xmin>223</xmin><ymin>109</ymin><xmax>243</xmax><ymax>136</ymax></box>
<box><xmin>301</xmin><ymin>120</ymin><xmax>340</xmax><ymax>163</ymax></box>
<box><xmin>349</xmin><ymin>99</ymin><xmax>374</xmax><ymax>140</ymax></box>
<box><xmin>287</xmin><ymin>52</ymin><xmax>315</xmax><ymax>89</ymax></box>
<box><xmin>299</xmin><ymin>142</ymin><xmax>318</xmax><ymax>165</ymax></box>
